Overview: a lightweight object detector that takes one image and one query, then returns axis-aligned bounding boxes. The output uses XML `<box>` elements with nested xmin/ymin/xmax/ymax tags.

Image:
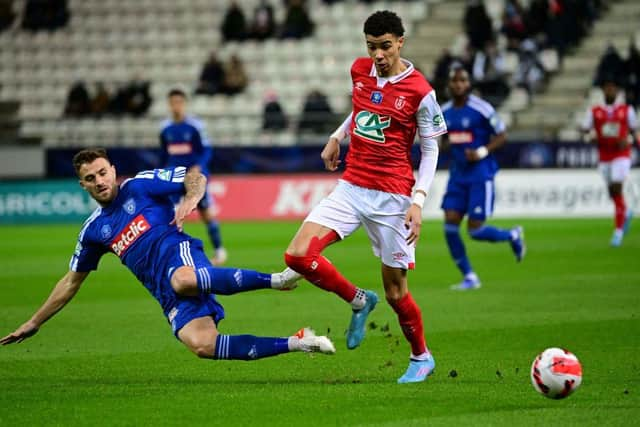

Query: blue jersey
<box><xmin>69</xmin><ymin>167</ymin><xmax>194</xmax><ymax>311</ymax></box>
<box><xmin>441</xmin><ymin>95</ymin><xmax>505</xmax><ymax>181</ymax></box>
<box><xmin>159</xmin><ymin>116</ymin><xmax>212</xmax><ymax>175</ymax></box>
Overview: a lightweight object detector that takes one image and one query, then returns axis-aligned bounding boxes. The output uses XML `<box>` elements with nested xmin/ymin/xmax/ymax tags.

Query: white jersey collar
<box><xmin>369</xmin><ymin>58</ymin><xmax>414</xmax><ymax>85</ymax></box>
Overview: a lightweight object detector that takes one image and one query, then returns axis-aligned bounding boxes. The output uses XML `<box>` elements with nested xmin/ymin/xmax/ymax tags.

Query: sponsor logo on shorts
<box><xmin>392</xmin><ymin>251</ymin><xmax>407</xmax><ymax>261</ymax></box>
<box><xmin>168</xmin><ymin>307</ymin><xmax>179</xmax><ymax>323</ymax></box>
<box><xmin>110</xmin><ymin>214</ymin><xmax>150</xmax><ymax>257</ymax></box>
<box><xmin>473</xmin><ymin>206</ymin><xmax>483</xmax><ymax>214</ymax></box>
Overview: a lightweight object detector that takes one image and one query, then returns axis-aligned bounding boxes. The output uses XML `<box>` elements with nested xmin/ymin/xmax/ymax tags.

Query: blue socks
<box><xmin>444</xmin><ymin>223</ymin><xmax>472</xmax><ymax>276</ymax></box>
<box><xmin>214</xmin><ymin>334</ymin><xmax>290</xmax><ymax>360</ymax></box>
<box><xmin>207</xmin><ymin>220</ymin><xmax>222</xmax><ymax>249</ymax></box>
<box><xmin>469</xmin><ymin>225</ymin><xmax>512</xmax><ymax>242</ymax></box>
<box><xmin>196</xmin><ymin>267</ymin><xmax>272</xmax><ymax>295</ymax></box>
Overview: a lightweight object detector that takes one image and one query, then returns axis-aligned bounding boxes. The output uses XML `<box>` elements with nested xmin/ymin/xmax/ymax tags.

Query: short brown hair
<box><xmin>72</xmin><ymin>148</ymin><xmax>110</xmax><ymax>175</ymax></box>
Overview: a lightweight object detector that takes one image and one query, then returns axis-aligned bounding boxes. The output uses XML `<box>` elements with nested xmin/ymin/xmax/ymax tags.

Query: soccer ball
<box><xmin>530</xmin><ymin>347</ymin><xmax>582</xmax><ymax>399</ymax></box>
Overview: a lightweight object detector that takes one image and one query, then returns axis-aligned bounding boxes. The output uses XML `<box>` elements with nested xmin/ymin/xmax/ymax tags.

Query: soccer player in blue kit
<box><xmin>160</xmin><ymin>87</ymin><xmax>227</xmax><ymax>265</ymax></box>
<box><xmin>440</xmin><ymin>67</ymin><xmax>526</xmax><ymax>290</ymax></box>
<box><xmin>1</xmin><ymin>149</ymin><xmax>336</xmax><ymax>360</ymax></box>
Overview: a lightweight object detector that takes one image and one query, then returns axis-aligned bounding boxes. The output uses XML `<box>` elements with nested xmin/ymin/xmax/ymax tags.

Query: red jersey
<box><xmin>342</xmin><ymin>57</ymin><xmax>447</xmax><ymax>196</ymax></box>
<box><xmin>587</xmin><ymin>104</ymin><xmax>634</xmax><ymax>161</ymax></box>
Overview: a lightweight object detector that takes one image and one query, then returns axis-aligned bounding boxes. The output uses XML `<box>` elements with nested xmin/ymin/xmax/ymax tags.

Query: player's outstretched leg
<box><xmin>444</xmin><ymin>223</ymin><xmax>481</xmax><ymax>290</ymax></box>
<box><xmin>172</xmin><ymin>266</ymin><xmax>302</xmax><ymax>296</ymax></box>
<box><xmin>285</xmin><ymin>230</ymin><xmax>378</xmax><ymax>348</ymax></box>
<box><xmin>180</xmin><ymin>318</ymin><xmax>335</xmax><ymax>360</ymax></box>
<box><xmin>213</xmin><ymin>328</ymin><xmax>336</xmax><ymax>360</ymax></box>
<box><xmin>468</xmin><ymin>224</ymin><xmax>526</xmax><ymax>263</ymax></box>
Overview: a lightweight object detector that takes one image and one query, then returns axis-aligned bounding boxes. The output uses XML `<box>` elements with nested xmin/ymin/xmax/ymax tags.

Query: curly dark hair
<box><xmin>363</xmin><ymin>10</ymin><xmax>404</xmax><ymax>37</ymax></box>
<box><xmin>72</xmin><ymin>148</ymin><xmax>110</xmax><ymax>175</ymax></box>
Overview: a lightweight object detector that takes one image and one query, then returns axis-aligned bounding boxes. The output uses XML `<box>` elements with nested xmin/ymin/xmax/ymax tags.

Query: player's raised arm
<box><xmin>173</xmin><ymin>167</ymin><xmax>207</xmax><ymax>231</ymax></box>
<box><xmin>1</xmin><ymin>270</ymin><xmax>89</xmax><ymax>345</ymax></box>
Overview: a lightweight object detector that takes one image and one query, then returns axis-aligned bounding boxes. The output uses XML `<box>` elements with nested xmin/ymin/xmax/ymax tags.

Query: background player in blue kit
<box><xmin>160</xmin><ymin>87</ymin><xmax>226</xmax><ymax>265</ymax></box>
<box><xmin>1</xmin><ymin>148</ymin><xmax>335</xmax><ymax>361</ymax></box>
<box><xmin>440</xmin><ymin>67</ymin><xmax>526</xmax><ymax>290</ymax></box>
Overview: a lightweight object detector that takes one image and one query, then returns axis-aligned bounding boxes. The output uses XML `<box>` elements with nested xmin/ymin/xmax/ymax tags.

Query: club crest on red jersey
<box><xmin>394</xmin><ymin>96</ymin><xmax>406</xmax><ymax>110</ymax></box>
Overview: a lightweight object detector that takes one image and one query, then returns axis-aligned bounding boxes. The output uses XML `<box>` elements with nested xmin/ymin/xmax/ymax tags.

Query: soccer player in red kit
<box><xmin>284</xmin><ymin>10</ymin><xmax>447</xmax><ymax>383</ymax></box>
<box><xmin>581</xmin><ymin>77</ymin><xmax>639</xmax><ymax>246</ymax></box>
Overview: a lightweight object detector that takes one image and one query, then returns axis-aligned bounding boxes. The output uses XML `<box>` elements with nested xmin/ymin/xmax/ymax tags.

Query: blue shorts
<box><xmin>441</xmin><ymin>178</ymin><xmax>495</xmax><ymax>221</ymax></box>
<box><xmin>156</xmin><ymin>237</ymin><xmax>225</xmax><ymax>338</ymax></box>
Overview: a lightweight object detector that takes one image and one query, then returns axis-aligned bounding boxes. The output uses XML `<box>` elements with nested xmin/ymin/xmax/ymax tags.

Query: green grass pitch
<box><xmin>0</xmin><ymin>218</ymin><xmax>638</xmax><ymax>426</ymax></box>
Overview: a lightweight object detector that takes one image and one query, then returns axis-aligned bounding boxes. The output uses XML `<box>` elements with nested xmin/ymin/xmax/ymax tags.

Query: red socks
<box><xmin>285</xmin><ymin>231</ymin><xmax>357</xmax><ymax>303</ymax></box>
<box><xmin>612</xmin><ymin>194</ymin><xmax>626</xmax><ymax>230</ymax></box>
<box><xmin>389</xmin><ymin>292</ymin><xmax>427</xmax><ymax>356</ymax></box>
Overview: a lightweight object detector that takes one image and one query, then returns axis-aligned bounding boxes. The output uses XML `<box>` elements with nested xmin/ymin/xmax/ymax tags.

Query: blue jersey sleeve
<box><xmin>69</xmin><ymin>215</ymin><xmax>106</xmax><ymax>272</ymax></box>
<box><xmin>128</xmin><ymin>167</ymin><xmax>187</xmax><ymax>198</ymax></box>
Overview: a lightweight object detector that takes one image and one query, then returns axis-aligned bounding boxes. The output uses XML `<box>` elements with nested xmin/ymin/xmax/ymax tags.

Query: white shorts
<box><xmin>304</xmin><ymin>180</ymin><xmax>415</xmax><ymax>270</ymax></box>
<box><xmin>599</xmin><ymin>157</ymin><xmax>631</xmax><ymax>184</ymax></box>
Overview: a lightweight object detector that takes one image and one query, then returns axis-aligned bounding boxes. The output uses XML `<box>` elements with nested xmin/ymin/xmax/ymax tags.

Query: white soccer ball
<box><xmin>530</xmin><ymin>347</ymin><xmax>582</xmax><ymax>399</ymax></box>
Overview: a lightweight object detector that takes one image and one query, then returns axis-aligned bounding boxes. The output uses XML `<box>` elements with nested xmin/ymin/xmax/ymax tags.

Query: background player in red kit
<box><xmin>581</xmin><ymin>77</ymin><xmax>639</xmax><ymax>247</ymax></box>
<box><xmin>284</xmin><ymin>10</ymin><xmax>447</xmax><ymax>383</ymax></box>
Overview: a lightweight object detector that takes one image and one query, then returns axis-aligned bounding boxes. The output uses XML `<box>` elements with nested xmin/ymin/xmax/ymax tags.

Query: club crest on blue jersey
<box><xmin>371</xmin><ymin>91</ymin><xmax>383</xmax><ymax>104</ymax></box>
<box><xmin>462</xmin><ymin>117</ymin><xmax>471</xmax><ymax>128</ymax></box>
<box><xmin>101</xmin><ymin>224</ymin><xmax>112</xmax><ymax>239</ymax></box>
<box><xmin>157</xmin><ymin>169</ymin><xmax>172</xmax><ymax>181</ymax></box>
<box><xmin>123</xmin><ymin>198</ymin><xmax>136</xmax><ymax>215</ymax></box>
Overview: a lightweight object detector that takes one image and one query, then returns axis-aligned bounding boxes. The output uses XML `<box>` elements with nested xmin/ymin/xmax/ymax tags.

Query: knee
<box><xmin>385</xmin><ymin>288</ymin><xmax>407</xmax><ymax>306</ymax></box>
<box><xmin>171</xmin><ymin>267</ymin><xmax>196</xmax><ymax>295</ymax></box>
<box><xmin>186</xmin><ymin>334</ymin><xmax>217</xmax><ymax>359</ymax></box>
<box><xmin>284</xmin><ymin>244</ymin><xmax>315</xmax><ymax>273</ymax></box>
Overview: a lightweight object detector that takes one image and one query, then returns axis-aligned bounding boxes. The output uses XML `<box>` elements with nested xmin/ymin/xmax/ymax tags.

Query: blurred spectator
<box><xmin>0</xmin><ymin>0</ymin><xmax>15</xmax><ymax>32</ymax></box>
<box><xmin>122</xmin><ymin>76</ymin><xmax>152</xmax><ymax>117</ymax></box>
<box><xmin>109</xmin><ymin>76</ymin><xmax>152</xmax><ymax>117</ymax></box>
<box><xmin>249</xmin><ymin>0</ymin><xmax>275</xmax><ymax>41</ymax></box>
<box><xmin>195</xmin><ymin>53</ymin><xmax>225</xmax><ymax>96</ymax></box>
<box><xmin>472</xmin><ymin>40</ymin><xmax>510</xmax><ymax>107</ymax></box>
<box><xmin>501</xmin><ymin>0</ymin><xmax>527</xmax><ymax>51</ymax></box>
<box><xmin>63</xmin><ymin>81</ymin><xmax>91</xmax><ymax>117</ymax></box>
<box><xmin>298</xmin><ymin>89</ymin><xmax>333</xmax><ymax>134</ymax></box>
<box><xmin>624</xmin><ymin>41</ymin><xmax>640</xmax><ymax>108</ymax></box>
<box><xmin>593</xmin><ymin>44</ymin><xmax>625</xmax><ymax>87</ymax></box>
<box><xmin>464</xmin><ymin>0</ymin><xmax>494</xmax><ymax>51</ymax></box>
<box><xmin>281</xmin><ymin>0</ymin><xmax>314</xmax><ymax>39</ymax></box>
<box><xmin>432</xmin><ymin>49</ymin><xmax>457</xmax><ymax>102</ymax></box>
<box><xmin>262</xmin><ymin>90</ymin><xmax>288</xmax><ymax>131</ymax></box>
<box><xmin>22</xmin><ymin>0</ymin><xmax>69</xmax><ymax>32</ymax></box>
<box><xmin>221</xmin><ymin>1</ymin><xmax>247</xmax><ymax>42</ymax></box>
<box><xmin>513</xmin><ymin>39</ymin><xmax>547</xmax><ymax>101</ymax></box>
<box><xmin>91</xmin><ymin>82</ymin><xmax>111</xmax><ymax>117</ymax></box>
<box><xmin>220</xmin><ymin>55</ymin><xmax>248</xmax><ymax>96</ymax></box>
